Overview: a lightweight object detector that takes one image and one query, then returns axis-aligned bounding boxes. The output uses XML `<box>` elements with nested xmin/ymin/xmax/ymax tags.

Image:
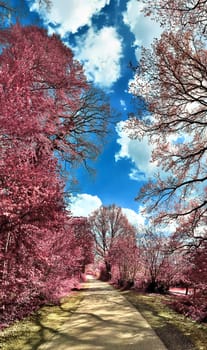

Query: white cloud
<box><xmin>122</xmin><ymin>207</ymin><xmax>146</xmax><ymax>227</ymax></box>
<box><xmin>68</xmin><ymin>193</ymin><xmax>102</xmax><ymax>217</ymax></box>
<box><xmin>72</xmin><ymin>27</ymin><xmax>122</xmax><ymax>87</ymax></box>
<box><xmin>115</xmin><ymin>120</ymin><xmax>186</xmax><ymax>181</ymax></box>
<box><xmin>129</xmin><ymin>168</ymin><xmax>145</xmax><ymax>181</ymax></box>
<box><xmin>115</xmin><ymin>120</ymin><xmax>156</xmax><ymax>181</ymax></box>
<box><xmin>120</xmin><ymin>99</ymin><xmax>127</xmax><ymax>110</ymax></box>
<box><xmin>67</xmin><ymin>193</ymin><xmax>146</xmax><ymax>229</ymax></box>
<box><xmin>123</xmin><ymin>0</ymin><xmax>162</xmax><ymax>59</ymax></box>
<box><xmin>28</xmin><ymin>1</ymin><xmax>122</xmax><ymax>87</ymax></box>
<box><xmin>29</xmin><ymin>0</ymin><xmax>110</xmax><ymax>36</ymax></box>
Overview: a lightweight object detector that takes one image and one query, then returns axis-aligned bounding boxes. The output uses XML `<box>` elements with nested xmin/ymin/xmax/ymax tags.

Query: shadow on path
<box><xmin>34</xmin><ymin>277</ymin><xmax>167</xmax><ymax>350</ymax></box>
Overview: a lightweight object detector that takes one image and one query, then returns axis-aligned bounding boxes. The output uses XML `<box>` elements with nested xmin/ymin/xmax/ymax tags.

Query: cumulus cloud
<box><xmin>68</xmin><ymin>193</ymin><xmax>102</xmax><ymax>217</ymax></box>
<box><xmin>115</xmin><ymin>120</ymin><xmax>156</xmax><ymax>181</ymax></box>
<box><xmin>72</xmin><ymin>27</ymin><xmax>122</xmax><ymax>87</ymax></box>
<box><xmin>123</xmin><ymin>0</ymin><xmax>162</xmax><ymax>59</ymax></box>
<box><xmin>28</xmin><ymin>1</ymin><xmax>122</xmax><ymax>87</ymax></box>
<box><xmin>29</xmin><ymin>0</ymin><xmax>110</xmax><ymax>36</ymax></box>
<box><xmin>115</xmin><ymin>120</ymin><xmax>185</xmax><ymax>181</ymax></box>
<box><xmin>122</xmin><ymin>207</ymin><xmax>146</xmax><ymax>227</ymax></box>
<box><xmin>67</xmin><ymin>193</ymin><xmax>145</xmax><ymax>230</ymax></box>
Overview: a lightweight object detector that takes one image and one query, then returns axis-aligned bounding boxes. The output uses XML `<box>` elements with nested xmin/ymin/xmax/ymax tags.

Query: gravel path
<box><xmin>39</xmin><ymin>277</ymin><xmax>167</xmax><ymax>350</ymax></box>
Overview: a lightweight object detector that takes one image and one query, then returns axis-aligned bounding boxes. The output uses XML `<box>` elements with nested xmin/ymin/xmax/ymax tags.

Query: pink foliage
<box><xmin>89</xmin><ymin>205</ymin><xmax>136</xmax><ymax>282</ymax></box>
<box><xmin>171</xmin><ymin>244</ymin><xmax>207</xmax><ymax>321</ymax></box>
<box><xmin>0</xmin><ymin>24</ymin><xmax>94</xmax><ymax>329</ymax></box>
<box><xmin>109</xmin><ymin>231</ymin><xmax>140</xmax><ymax>288</ymax></box>
<box><xmin>166</xmin><ymin>292</ymin><xmax>207</xmax><ymax>322</ymax></box>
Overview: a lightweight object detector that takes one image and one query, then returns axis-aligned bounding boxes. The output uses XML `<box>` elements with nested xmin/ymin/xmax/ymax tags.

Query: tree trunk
<box><xmin>105</xmin><ymin>261</ymin><xmax>111</xmax><ymax>281</ymax></box>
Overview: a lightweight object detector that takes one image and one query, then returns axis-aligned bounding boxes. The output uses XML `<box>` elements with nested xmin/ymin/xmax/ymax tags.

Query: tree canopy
<box><xmin>126</xmin><ymin>0</ymin><xmax>207</xmax><ymax>249</ymax></box>
<box><xmin>0</xmin><ymin>23</ymin><xmax>110</xmax><ymax>327</ymax></box>
<box><xmin>89</xmin><ymin>204</ymin><xmax>137</xmax><ymax>281</ymax></box>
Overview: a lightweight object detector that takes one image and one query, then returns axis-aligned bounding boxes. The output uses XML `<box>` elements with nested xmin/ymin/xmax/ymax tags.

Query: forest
<box><xmin>0</xmin><ymin>0</ymin><xmax>207</xmax><ymax>331</ymax></box>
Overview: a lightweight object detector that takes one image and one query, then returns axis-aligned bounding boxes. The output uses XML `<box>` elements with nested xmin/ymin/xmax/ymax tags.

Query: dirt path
<box><xmin>38</xmin><ymin>276</ymin><xmax>167</xmax><ymax>350</ymax></box>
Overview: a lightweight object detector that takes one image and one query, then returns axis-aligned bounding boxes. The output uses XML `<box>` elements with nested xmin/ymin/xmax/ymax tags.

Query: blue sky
<box><xmin>12</xmin><ymin>0</ymin><xmax>162</xmax><ymax>226</ymax></box>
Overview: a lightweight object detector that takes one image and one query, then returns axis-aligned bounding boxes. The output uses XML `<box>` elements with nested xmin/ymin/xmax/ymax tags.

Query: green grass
<box><xmin>123</xmin><ymin>291</ymin><xmax>207</xmax><ymax>350</ymax></box>
<box><xmin>0</xmin><ymin>292</ymin><xmax>83</xmax><ymax>350</ymax></box>
<box><xmin>2</xmin><ymin>287</ymin><xmax>207</xmax><ymax>350</ymax></box>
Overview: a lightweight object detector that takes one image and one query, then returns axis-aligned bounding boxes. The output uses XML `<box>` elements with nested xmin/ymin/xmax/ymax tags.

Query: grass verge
<box><xmin>123</xmin><ymin>291</ymin><xmax>207</xmax><ymax>350</ymax></box>
<box><xmin>0</xmin><ymin>292</ymin><xmax>83</xmax><ymax>350</ymax></box>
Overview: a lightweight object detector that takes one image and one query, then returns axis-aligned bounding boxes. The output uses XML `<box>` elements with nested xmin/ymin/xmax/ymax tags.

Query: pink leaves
<box><xmin>0</xmin><ymin>24</ymin><xmax>95</xmax><ymax>329</ymax></box>
<box><xmin>0</xmin><ymin>24</ymin><xmax>87</xmax><ymax>144</ymax></box>
<box><xmin>127</xmin><ymin>9</ymin><xmax>207</xmax><ymax>246</ymax></box>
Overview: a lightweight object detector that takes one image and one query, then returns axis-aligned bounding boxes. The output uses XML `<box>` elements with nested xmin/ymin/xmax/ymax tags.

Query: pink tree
<box><xmin>0</xmin><ymin>24</ymin><xmax>106</xmax><ymax>327</ymax></box>
<box><xmin>89</xmin><ymin>205</ymin><xmax>136</xmax><ymax>280</ymax></box>
<box><xmin>0</xmin><ymin>25</ymin><xmax>110</xmax><ymax>165</ymax></box>
<box><xmin>125</xmin><ymin>1</ymin><xmax>207</xmax><ymax>316</ymax></box>
<box><xmin>67</xmin><ymin>216</ymin><xmax>94</xmax><ymax>274</ymax></box>
<box><xmin>126</xmin><ymin>27</ymin><xmax>207</xmax><ymax>248</ymax></box>
<box><xmin>139</xmin><ymin>0</ymin><xmax>207</xmax><ymax>36</ymax></box>
<box><xmin>136</xmin><ymin>226</ymin><xmax>173</xmax><ymax>293</ymax></box>
<box><xmin>165</xmin><ymin>245</ymin><xmax>207</xmax><ymax>321</ymax></box>
<box><xmin>109</xmin><ymin>231</ymin><xmax>140</xmax><ymax>288</ymax></box>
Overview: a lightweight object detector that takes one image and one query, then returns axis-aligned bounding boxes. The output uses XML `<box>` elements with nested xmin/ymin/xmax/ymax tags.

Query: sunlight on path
<box><xmin>39</xmin><ymin>276</ymin><xmax>167</xmax><ymax>350</ymax></box>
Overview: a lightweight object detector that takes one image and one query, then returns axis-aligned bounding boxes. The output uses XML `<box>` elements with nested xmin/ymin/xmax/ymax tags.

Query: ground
<box><xmin>2</xmin><ymin>276</ymin><xmax>206</xmax><ymax>349</ymax></box>
<box><xmin>36</xmin><ymin>276</ymin><xmax>166</xmax><ymax>350</ymax></box>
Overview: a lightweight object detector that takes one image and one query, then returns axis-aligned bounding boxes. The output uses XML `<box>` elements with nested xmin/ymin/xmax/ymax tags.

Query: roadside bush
<box><xmin>166</xmin><ymin>292</ymin><xmax>207</xmax><ymax>322</ymax></box>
